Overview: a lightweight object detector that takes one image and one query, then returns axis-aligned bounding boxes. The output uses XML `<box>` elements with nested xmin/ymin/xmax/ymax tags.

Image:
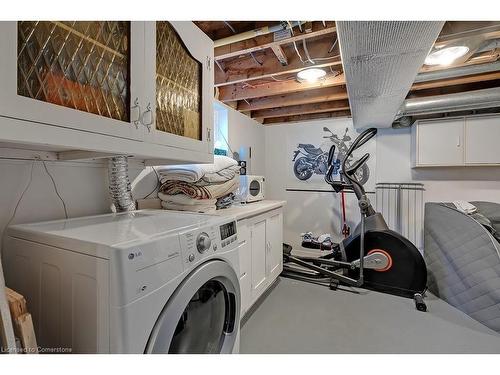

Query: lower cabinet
<box><xmin>237</xmin><ymin>208</ymin><xmax>283</xmax><ymax>317</ymax></box>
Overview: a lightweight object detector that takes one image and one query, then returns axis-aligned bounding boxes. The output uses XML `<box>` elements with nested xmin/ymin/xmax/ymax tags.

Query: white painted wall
<box><xmin>219</xmin><ymin>101</ymin><xmax>266</xmax><ymax>176</ymax></box>
<box><xmin>265</xmin><ymin>118</ymin><xmax>368</xmax><ymax>250</ymax></box>
<box><xmin>0</xmin><ymin>158</ymin><xmax>147</xmax><ymax>255</ymax></box>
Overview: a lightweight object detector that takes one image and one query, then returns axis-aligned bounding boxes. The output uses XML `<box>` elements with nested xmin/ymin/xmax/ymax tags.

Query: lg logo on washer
<box><xmin>128</xmin><ymin>250</ymin><xmax>143</xmax><ymax>260</ymax></box>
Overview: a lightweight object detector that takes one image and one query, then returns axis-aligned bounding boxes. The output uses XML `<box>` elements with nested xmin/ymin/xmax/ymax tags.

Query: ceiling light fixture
<box><xmin>297</xmin><ymin>68</ymin><xmax>327</xmax><ymax>83</ymax></box>
<box><xmin>424</xmin><ymin>46</ymin><xmax>470</xmax><ymax>66</ymax></box>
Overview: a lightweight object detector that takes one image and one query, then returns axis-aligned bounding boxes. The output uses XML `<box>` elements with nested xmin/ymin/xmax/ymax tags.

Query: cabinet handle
<box><xmin>207</xmin><ymin>128</ymin><xmax>211</xmax><ymax>142</ymax></box>
<box><xmin>456</xmin><ymin>135</ymin><xmax>461</xmax><ymax>147</ymax></box>
<box><xmin>141</xmin><ymin>102</ymin><xmax>153</xmax><ymax>132</ymax></box>
<box><xmin>131</xmin><ymin>98</ymin><xmax>141</xmax><ymax>129</ymax></box>
<box><xmin>206</xmin><ymin>56</ymin><xmax>212</xmax><ymax>71</ymax></box>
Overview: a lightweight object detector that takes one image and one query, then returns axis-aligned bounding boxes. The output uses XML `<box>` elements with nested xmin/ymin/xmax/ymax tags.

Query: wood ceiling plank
<box><xmin>411</xmin><ymin>71</ymin><xmax>500</xmax><ymax>91</ymax></box>
<box><xmin>237</xmin><ymin>86</ymin><xmax>348</xmax><ymax>111</ymax></box>
<box><xmin>215</xmin><ymin>35</ymin><xmax>341</xmax><ymax>86</ymax></box>
<box><xmin>218</xmin><ymin>73</ymin><xmax>345</xmax><ymax>101</ymax></box>
<box><xmin>214</xmin><ymin>21</ymin><xmax>336</xmax><ymax>61</ymax></box>
<box><xmin>252</xmin><ymin>100</ymin><xmax>351</xmax><ymax>119</ymax></box>
<box><xmin>263</xmin><ymin>110</ymin><xmax>351</xmax><ymax>125</ymax></box>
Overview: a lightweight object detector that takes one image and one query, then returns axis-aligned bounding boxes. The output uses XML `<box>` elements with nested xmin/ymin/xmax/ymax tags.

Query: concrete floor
<box><xmin>240</xmin><ymin>277</ymin><xmax>500</xmax><ymax>353</ymax></box>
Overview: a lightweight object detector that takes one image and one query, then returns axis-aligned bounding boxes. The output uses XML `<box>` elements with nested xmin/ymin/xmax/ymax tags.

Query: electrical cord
<box><xmin>41</xmin><ymin>160</ymin><xmax>68</xmax><ymax>219</ymax></box>
<box><xmin>143</xmin><ymin>167</ymin><xmax>161</xmax><ymax>199</ymax></box>
<box><xmin>4</xmin><ymin>160</ymin><xmax>35</xmax><ymax>230</ymax></box>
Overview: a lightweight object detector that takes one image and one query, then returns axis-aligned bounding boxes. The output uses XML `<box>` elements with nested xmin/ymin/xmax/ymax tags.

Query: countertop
<box><xmin>211</xmin><ymin>200</ymin><xmax>286</xmax><ymax>221</ymax></box>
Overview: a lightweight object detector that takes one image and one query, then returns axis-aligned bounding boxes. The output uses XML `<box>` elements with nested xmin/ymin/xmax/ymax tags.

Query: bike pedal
<box><xmin>329</xmin><ymin>279</ymin><xmax>339</xmax><ymax>290</ymax></box>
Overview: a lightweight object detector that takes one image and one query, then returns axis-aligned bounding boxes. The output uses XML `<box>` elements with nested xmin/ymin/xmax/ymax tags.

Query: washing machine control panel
<box><xmin>180</xmin><ymin>220</ymin><xmax>237</xmax><ymax>267</ymax></box>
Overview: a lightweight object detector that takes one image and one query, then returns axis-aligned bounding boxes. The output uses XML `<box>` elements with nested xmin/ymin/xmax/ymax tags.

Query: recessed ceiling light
<box><xmin>297</xmin><ymin>68</ymin><xmax>327</xmax><ymax>83</ymax></box>
<box><xmin>425</xmin><ymin>46</ymin><xmax>469</xmax><ymax>66</ymax></box>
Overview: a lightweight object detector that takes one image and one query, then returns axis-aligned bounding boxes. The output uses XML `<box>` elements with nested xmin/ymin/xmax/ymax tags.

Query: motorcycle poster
<box><xmin>286</xmin><ymin>118</ymin><xmax>376</xmax><ymax>191</ymax></box>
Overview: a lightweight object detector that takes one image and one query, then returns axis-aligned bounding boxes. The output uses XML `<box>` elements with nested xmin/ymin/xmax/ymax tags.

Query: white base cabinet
<box><xmin>237</xmin><ymin>208</ymin><xmax>283</xmax><ymax>317</ymax></box>
<box><xmin>412</xmin><ymin>114</ymin><xmax>500</xmax><ymax>167</ymax></box>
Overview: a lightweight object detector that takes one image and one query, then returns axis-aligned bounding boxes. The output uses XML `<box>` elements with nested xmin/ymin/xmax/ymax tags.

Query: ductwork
<box><xmin>395</xmin><ymin>87</ymin><xmax>500</xmax><ymax>123</ymax></box>
<box><xmin>108</xmin><ymin>156</ymin><xmax>136</xmax><ymax>212</ymax></box>
<box><xmin>415</xmin><ymin>60</ymin><xmax>500</xmax><ymax>83</ymax></box>
<box><xmin>336</xmin><ymin>21</ymin><xmax>445</xmax><ymax>129</ymax></box>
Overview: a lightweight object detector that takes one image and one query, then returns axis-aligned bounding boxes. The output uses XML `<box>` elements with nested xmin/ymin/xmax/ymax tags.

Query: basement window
<box><xmin>214</xmin><ymin>102</ymin><xmax>229</xmax><ymax>156</ymax></box>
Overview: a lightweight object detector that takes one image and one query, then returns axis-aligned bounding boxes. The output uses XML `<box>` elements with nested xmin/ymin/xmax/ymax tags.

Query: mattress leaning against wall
<box><xmin>424</xmin><ymin>202</ymin><xmax>500</xmax><ymax>333</ymax></box>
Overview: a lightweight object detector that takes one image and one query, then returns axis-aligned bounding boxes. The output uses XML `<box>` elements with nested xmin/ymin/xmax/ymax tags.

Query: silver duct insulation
<box><xmin>415</xmin><ymin>60</ymin><xmax>500</xmax><ymax>83</ymax></box>
<box><xmin>396</xmin><ymin>87</ymin><xmax>500</xmax><ymax>118</ymax></box>
<box><xmin>336</xmin><ymin>21</ymin><xmax>444</xmax><ymax>128</ymax></box>
<box><xmin>108</xmin><ymin>156</ymin><xmax>136</xmax><ymax>212</ymax></box>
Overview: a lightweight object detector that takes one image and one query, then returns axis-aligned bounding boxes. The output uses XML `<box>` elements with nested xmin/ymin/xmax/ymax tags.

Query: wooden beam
<box><xmin>270</xmin><ymin>45</ymin><xmax>288</xmax><ymax>66</ymax></box>
<box><xmin>252</xmin><ymin>99</ymin><xmax>350</xmax><ymax>119</ymax></box>
<box><xmin>237</xmin><ymin>86</ymin><xmax>348</xmax><ymax>111</ymax></box>
<box><xmin>434</xmin><ymin>26</ymin><xmax>500</xmax><ymax>47</ymax></box>
<box><xmin>263</xmin><ymin>110</ymin><xmax>351</xmax><ymax>125</ymax></box>
<box><xmin>215</xmin><ymin>21</ymin><xmax>336</xmax><ymax>61</ymax></box>
<box><xmin>218</xmin><ymin>73</ymin><xmax>345</xmax><ymax>102</ymax></box>
<box><xmin>215</xmin><ymin>35</ymin><xmax>341</xmax><ymax>86</ymax></box>
<box><xmin>411</xmin><ymin>71</ymin><xmax>500</xmax><ymax>91</ymax></box>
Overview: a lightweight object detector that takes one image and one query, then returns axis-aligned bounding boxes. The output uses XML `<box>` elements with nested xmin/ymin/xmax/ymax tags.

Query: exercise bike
<box><xmin>282</xmin><ymin>128</ymin><xmax>428</xmax><ymax>311</ymax></box>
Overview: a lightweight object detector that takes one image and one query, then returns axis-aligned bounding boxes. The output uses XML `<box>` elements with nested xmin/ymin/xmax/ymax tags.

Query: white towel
<box><xmin>161</xmin><ymin>201</ymin><xmax>216</xmax><ymax>213</ymax></box>
<box><xmin>158</xmin><ymin>192</ymin><xmax>217</xmax><ymax>206</ymax></box>
<box><xmin>157</xmin><ymin>155</ymin><xmax>238</xmax><ymax>183</ymax></box>
<box><xmin>453</xmin><ymin>200</ymin><xmax>477</xmax><ymax>214</ymax></box>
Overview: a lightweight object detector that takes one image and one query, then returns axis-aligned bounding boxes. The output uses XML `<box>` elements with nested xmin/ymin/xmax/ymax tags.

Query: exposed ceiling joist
<box><xmin>263</xmin><ymin>110</ymin><xmax>352</xmax><ymax>125</ymax></box>
<box><xmin>411</xmin><ymin>71</ymin><xmax>500</xmax><ymax>91</ymax></box>
<box><xmin>218</xmin><ymin>73</ymin><xmax>345</xmax><ymax>101</ymax></box>
<box><xmin>214</xmin><ymin>21</ymin><xmax>336</xmax><ymax>61</ymax></box>
<box><xmin>434</xmin><ymin>25</ymin><xmax>500</xmax><ymax>47</ymax></box>
<box><xmin>215</xmin><ymin>35</ymin><xmax>341</xmax><ymax>86</ymax></box>
<box><xmin>252</xmin><ymin>99</ymin><xmax>350</xmax><ymax>119</ymax></box>
<box><xmin>237</xmin><ymin>86</ymin><xmax>348</xmax><ymax>111</ymax></box>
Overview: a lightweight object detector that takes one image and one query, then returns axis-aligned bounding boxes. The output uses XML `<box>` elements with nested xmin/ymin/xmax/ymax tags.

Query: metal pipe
<box><xmin>415</xmin><ymin>60</ymin><xmax>500</xmax><ymax>83</ymax></box>
<box><xmin>396</xmin><ymin>87</ymin><xmax>500</xmax><ymax>118</ymax></box>
<box><xmin>108</xmin><ymin>156</ymin><xmax>136</xmax><ymax>212</ymax></box>
<box><xmin>214</xmin><ymin>21</ymin><xmax>304</xmax><ymax>48</ymax></box>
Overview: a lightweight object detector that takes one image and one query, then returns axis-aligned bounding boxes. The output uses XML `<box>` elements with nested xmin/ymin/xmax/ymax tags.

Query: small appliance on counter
<box><xmin>237</xmin><ymin>175</ymin><xmax>265</xmax><ymax>203</ymax></box>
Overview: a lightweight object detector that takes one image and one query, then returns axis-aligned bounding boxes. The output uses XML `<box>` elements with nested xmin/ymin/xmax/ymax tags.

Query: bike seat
<box><xmin>298</xmin><ymin>144</ymin><xmax>323</xmax><ymax>155</ymax></box>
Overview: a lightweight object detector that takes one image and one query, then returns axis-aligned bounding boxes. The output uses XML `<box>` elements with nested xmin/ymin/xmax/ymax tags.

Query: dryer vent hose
<box><xmin>108</xmin><ymin>156</ymin><xmax>136</xmax><ymax>212</ymax></box>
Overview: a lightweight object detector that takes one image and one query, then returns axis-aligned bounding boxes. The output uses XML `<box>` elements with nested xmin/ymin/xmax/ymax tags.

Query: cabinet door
<box><xmin>143</xmin><ymin>21</ymin><xmax>214</xmax><ymax>154</ymax></box>
<box><xmin>465</xmin><ymin>116</ymin><xmax>500</xmax><ymax>164</ymax></box>
<box><xmin>250</xmin><ymin>218</ymin><xmax>268</xmax><ymax>302</ymax></box>
<box><xmin>266</xmin><ymin>211</ymin><xmax>283</xmax><ymax>282</ymax></box>
<box><xmin>0</xmin><ymin>21</ymin><xmax>145</xmax><ymax>141</ymax></box>
<box><xmin>416</xmin><ymin>119</ymin><xmax>464</xmax><ymax>166</ymax></box>
<box><xmin>237</xmin><ymin>221</ymin><xmax>251</xmax><ymax>316</ymax></box>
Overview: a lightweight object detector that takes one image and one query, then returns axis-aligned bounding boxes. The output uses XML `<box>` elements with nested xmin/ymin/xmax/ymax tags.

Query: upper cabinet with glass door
<box><xmin>0</xmin><ymin>21</ymin><xmax>145</xmax><ymax>140</ymax></box>
<box><xmin>143</xmin><ymin>21</ymin><xmax>214</xmax><ymax>154</ymax></box>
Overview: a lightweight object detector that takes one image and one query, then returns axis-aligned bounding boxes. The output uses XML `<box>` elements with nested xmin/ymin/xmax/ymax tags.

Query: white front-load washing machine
<box><xmin>3</xmin><ymin>210</ymin><xmax>241</xmax><ymax>354</ymax></box>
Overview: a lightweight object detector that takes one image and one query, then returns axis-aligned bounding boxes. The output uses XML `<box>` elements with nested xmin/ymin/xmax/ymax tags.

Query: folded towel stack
<box><xmin>157</xmin><ymin>155</ymin><xmax>240</xmax><ymax>213</ymax></box>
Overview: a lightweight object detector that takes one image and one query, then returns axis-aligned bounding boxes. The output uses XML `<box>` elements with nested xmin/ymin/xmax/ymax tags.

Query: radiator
<box><xmin>375</xmin><ymin>183</ymin><xmax>425</xmax><ymax>252</ymax></box>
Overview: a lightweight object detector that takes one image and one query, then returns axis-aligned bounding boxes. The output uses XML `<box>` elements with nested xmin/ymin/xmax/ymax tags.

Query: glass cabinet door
<box><xmin>155</xmin><ymin>21</ymin><xmax>202</xmax><ymax>141</ymax></box>
<box><xmin>144</xmin><ymin>21</ymin><xmax>214</xmax><ymax>154</ymax></box>
<box><xmin>0</xmin><ymin>21</ymin><xmax>144</xmax><ymax>140</ymax></box>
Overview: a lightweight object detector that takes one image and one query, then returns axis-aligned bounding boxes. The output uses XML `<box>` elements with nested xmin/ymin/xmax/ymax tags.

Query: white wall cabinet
<box><xmin>465</xmin><ymin>116</ymin><xmax>500</xmax><ymax>164</ymax></box>
<box><xmin>238</xmin><ymin>208</ymin><xmax>283</xmax><ymax>317</ymax></box>
<box><xmin>412</xmin><ymin>114</ymin><xmax>500</xmax><ymax>167</ymax></box>
<box><xmin>0</xmin><ymin>21</ymin><xmax>213</xmax><ymax>164</ymax></box>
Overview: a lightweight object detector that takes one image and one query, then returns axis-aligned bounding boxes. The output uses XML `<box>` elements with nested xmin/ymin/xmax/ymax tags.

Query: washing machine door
<box><xmin>146</xmin><ymin>260</ymin><xmax>240</xmax><ymax>354</ymax></box>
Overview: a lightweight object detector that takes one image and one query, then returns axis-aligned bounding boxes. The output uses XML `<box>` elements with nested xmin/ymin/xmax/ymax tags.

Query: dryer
<box><xmin>3</xmin><ymin>210</ymin><xmax>241</xmax><ymax>354</ymax></box>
